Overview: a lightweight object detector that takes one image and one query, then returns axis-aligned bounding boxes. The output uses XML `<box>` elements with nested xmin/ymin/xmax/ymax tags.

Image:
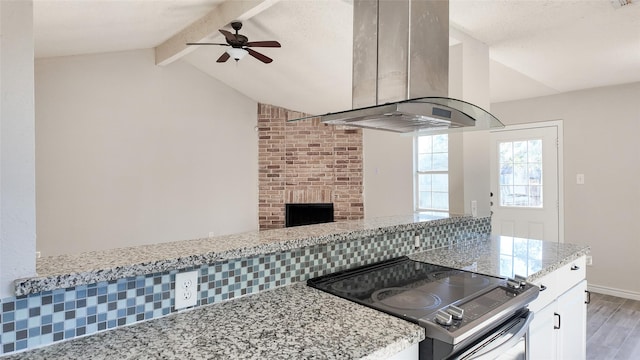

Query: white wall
<box><xmin>0</xmin><ymin>0</ymin><xmax>36</xmax><ymax>299</ymax></box>
<box><xmin>450</xmin><ymin>28</ymin><xmax>492</xmax><ymax>217</ymax></box>
<box><xmin>363</xmin><ymin>130</ymin><xmax>414</xmax><ymax>218</ymax></box>
<box><xmin>491</xmin><ymin>82</ymin><xmax>640</xmax><ymax>297</ymax></box>
<box><xmin>35</xmin><ymin>49</ymin><xmax>259</xmax><ymax>256</ymax></box>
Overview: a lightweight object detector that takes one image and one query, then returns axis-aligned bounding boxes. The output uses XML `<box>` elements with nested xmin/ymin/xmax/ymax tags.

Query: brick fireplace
<box><xmin>258</xmin><ymin>103</ymin><xmax>364</xmax><ymax>229</ymax></box>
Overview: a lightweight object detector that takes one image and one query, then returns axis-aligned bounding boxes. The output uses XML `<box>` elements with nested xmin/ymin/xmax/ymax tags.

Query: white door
<box><xmin>490</xmin><ymin>125</ymin><xmax>560</xmax><ymax>242</ymax></box>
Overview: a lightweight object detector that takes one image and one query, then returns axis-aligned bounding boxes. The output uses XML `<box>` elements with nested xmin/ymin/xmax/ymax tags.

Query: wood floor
<box><xmin>587</xmin><ymin>292</ymin><xmax>640</xmax><ymax>359</ymax></box>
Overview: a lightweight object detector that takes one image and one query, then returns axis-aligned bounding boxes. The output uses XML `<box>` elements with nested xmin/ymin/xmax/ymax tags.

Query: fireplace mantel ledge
<box><xmin>15</xmin><ymin>213</ymin><xmax>478</xmax><ymax>296</ymax></box>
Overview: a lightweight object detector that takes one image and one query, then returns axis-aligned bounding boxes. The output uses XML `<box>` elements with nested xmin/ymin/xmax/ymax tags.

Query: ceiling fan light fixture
<box><xmin>227</xmin><ymin>48</ymin><xmax>248</xmax><ymax>61</ymax></box>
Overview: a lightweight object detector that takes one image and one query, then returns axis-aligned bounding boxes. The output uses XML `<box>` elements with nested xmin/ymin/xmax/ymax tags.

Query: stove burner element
<box><xmin>437</xmin><ymin>274</ymin><xmax>491</xmax><ymax>288</ymax></box>
<box><xmin>371</xmin><ymin>287</ymin><xmax>442</xmax><ymax>310</ymax></box>
<box><xmin>330</xmin><ymin>278</ymin><xmax>375</xmax><ymax>296</ymax></box>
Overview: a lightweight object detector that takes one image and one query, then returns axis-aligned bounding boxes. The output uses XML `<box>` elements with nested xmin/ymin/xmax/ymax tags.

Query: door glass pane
<box><xmin>513</xmin><ymin>141</ymin><xmax>527</xmax><ymax>162</ymax></box>
<box><xmin>499</xmin><ymin>138</ymin><xmax>543</xmax><ymax>208</ymax></box>
<box><xmin>513</xmin><ymin>164</ymin><xmax>528</xmax><ymax>185</ymax></box>
<box><xmin>499</xmin><ymin>142</ymin><xmax>513</xmax><ymax>163</ymax></box>
<box><xmin>528</xmin><ymin>140</ymin><xmax>542</xmax><ymax>162</ymax></box>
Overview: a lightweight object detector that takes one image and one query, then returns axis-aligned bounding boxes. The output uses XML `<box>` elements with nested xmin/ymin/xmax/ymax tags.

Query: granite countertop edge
<box><xmin>408</xmin><ymin>235</ymin><xmax>591</xmax><ymax>282</ymax></box>
<box><xmin>15</xmin><ymin>215</ymin><xmax>472</xmax><ymax>296</ymax></box>
<box><xmin>526</xmin><ymin>246</ymin><xmax>591</xmax><ymax>282</ymax></box>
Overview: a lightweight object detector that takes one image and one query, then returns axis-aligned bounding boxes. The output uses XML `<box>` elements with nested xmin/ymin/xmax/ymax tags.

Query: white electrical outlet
<box><xmin>175</xmin><ymin>271</ymin><xmax>199</xmax><ymax>310</ymax></box>
<box><xmin>471</xmin><ymin>200</ymin><xmax>478</xmax><ymax>217</ymax></box>
<box><xmin>586</xmin><ymin>255</ymin><xmax>593</xmax><ymax>266</ymax></box>
<box><xmin>208</xmin><ymin>232</ymin><xmax>215</xmax><ymax>238</ymax></box>
<box><xmin>414</xmin><ymin>235</ymin><xmax>420</xmax><ymax>248</ymax></box>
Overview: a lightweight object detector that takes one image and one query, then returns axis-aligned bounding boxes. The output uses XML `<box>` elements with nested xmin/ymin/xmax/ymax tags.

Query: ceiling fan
<box><xmin>186</xmin><ymin>21</ymin><xmax>281</xmax><ymax>64</ymax></box>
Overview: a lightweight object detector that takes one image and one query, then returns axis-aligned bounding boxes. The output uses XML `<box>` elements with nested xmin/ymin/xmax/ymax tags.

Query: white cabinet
<box><xmin>556</xmin><ymin>280</ymin><xmax>587</xmax><ymax>360</ymax></box>
<box><xmin>387</xmin><ymin>343</ymin><xmax>419</xmax><ymax>360</ymax></box>
<box><xmin>529</xmin><ymin>302</ymin><xmax>556</xmax><ymax>360</ymax></box>
<box><xmin>528</xmin><ymin>256</ymin><xmax>587</xmax><ymax>360</ymax></box>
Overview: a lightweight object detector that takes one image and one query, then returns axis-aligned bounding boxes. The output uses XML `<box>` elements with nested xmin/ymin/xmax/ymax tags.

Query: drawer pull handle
<box><xmin>585</xmin><ymin>290</ymin><xmax>591</xmax><ymax>304</ymax></box>
<box><xmin>539</xmin><ymin>284</ymin><xmax>547</xmax><ymax>292</ymax></box>
<box><xmin>571</xmin><ymin>265</ymin><xmax>580</xmax><ymax>271</ymax></box>
<box><xmin>554</xmin><ymin>313</ymin><xmax>561</xmax><ymax>329</ymax></box>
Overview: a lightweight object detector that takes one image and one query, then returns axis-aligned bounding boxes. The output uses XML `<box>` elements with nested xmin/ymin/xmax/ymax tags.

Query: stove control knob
<box><xmin>446</xmin><ymin>305</ymin><xmax>464</xmax><ymax>320</ymax></box>
<box><xmin>507</xmin><ymin>278</ymin><xmax>521</xmax><ymax>289</ymax></box>
<box><xmin>514</xmin><ymin>274</ymin><xmax>528</xmax><ymax>287</ymax></box>
<box><xmin>435</xmin><ymin>310</ymin><xmax>453</xmax><ymax>326</ymax></box>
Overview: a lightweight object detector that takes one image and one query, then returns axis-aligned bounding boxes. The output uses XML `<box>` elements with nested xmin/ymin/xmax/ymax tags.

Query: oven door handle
<box><xmin>458</xmin><ymin>311</ymin><xmax>534</xmax><ymax>360</ymax></box>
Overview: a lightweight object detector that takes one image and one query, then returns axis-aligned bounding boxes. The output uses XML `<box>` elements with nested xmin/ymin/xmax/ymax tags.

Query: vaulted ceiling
<box><xmin>34</xmin><ymin>0</ymin><xmax>640</xmax><ymax>114</ymax></box>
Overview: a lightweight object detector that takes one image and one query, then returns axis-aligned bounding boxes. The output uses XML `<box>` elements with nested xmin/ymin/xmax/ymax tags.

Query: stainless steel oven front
<box><xmin>433</xmin><ymin>308</ymin><xmax>532</xmax><ymax>360</ymax></box>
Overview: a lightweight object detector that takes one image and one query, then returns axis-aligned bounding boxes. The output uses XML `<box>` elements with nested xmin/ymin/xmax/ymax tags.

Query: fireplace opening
<box><xmin>285</xmin><ymin>203</ymin><xmax>334</xmax><ymax>227</ymax></box>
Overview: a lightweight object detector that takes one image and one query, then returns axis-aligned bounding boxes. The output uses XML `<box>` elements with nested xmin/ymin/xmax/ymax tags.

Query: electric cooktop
<box><xmin>308</xmin><ymin>256</ymin><xmax>539</xmax><ymax>346</ymax></box>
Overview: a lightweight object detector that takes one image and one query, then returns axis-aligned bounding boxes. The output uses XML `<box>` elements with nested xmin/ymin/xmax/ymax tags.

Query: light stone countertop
<box><xmin>6</xmin><ymin>234</ymin><xmax>590</xmax><ymax>360</ymax></box>
<box><xmin>17</xmin><ymin>213</ymin><xmax>459</xmax><ymax>296</ymax></box>
<box><xmin>409</xmin><ymin>235</ymin><xmax>590</xmax><ymax>281</ymax></box>
<box><xmin>3</xmin><ymin>283</ymin><xmax>425</xmax><ymax>360</ymax></box>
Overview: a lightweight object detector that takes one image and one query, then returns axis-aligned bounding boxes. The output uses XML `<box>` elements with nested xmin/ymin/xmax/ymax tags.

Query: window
<box><xmin>498</xmin><ymin>139</ymin><xmax>543</xmax><ymax>207</ymax></box>
<box><xmin>415</xmin><ymin>134</ymin><xmax>448</xmax><ymax>212</ymax></box>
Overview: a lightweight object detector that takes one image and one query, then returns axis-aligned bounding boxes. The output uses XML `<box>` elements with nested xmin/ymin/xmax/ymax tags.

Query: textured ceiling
<box><xmin>452</xmin><ymin>0</ymin><xmax>640</xmax><ymax>101</ymax></box>
<box><xmin>33</xmin><ymin>0</ymin><xmax>640</xmax><ymax>113</ymax></box>
<box><xmin>34</xmin><ymin>0</ymin><xmax>225</xmax><ymax>58</ymax></box>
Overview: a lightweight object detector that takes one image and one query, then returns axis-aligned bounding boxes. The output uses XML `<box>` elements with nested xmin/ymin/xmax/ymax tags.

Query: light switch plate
<box><xmin>175</xmin><ymin>271</ymin><xmax>199</xmax><ymax>310</ymax></box>
<box><xmin>576</xmin><ymin>174</ymin><xmax>585</xmax><ymax>185</ymax></box>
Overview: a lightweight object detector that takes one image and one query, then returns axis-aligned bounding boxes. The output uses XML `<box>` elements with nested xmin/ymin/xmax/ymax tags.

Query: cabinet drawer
<box><xmin>528</xmin><ymin>256</ymin><xmax>586</xmax><ymax>313</ymax></box>
<box><xmin>529</xmin><ymin>270</ymin><xmax>558</xmax><ymax>312</ymax></box>
<box><xmin>556</xmin><ymin>256</ymin><xmax>586</xmax><ymax>292</ymax></box>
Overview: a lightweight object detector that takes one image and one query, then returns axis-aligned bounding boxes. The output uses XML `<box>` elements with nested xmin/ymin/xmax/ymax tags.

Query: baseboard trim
<box><xmin>588</xmin><ymin>284</ymin><xmax>640</xmax><ymax>301</ymax></box>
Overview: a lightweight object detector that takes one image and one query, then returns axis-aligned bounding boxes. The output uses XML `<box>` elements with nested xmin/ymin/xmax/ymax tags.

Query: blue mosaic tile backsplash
<box><xmin>0</xmin><ymin>217</ymin><xmax>490</xmax><ymax>356</ymax></box>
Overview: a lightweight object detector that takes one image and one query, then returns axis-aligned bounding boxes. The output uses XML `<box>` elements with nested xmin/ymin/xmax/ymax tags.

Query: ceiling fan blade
<box><xmin>245</xmin><ymin>41</ymin><xmax>281</xmax><ymax>48</ymax></box>
<box><xmin>216</xmin><ymin>52</ymin><xmax>230</xmax><ymax>63</ymax></box>
<box><xmin>246</xmin><ymin>48</ymin><xmax>273</xmax><ymax>63</ymax></box>
<box><xmin>219</xmin><ymin>29</ymin><xmax>237</xmax><ymax>42</ymax></box>
<box><xmin>186</xmin><ymin>42</ymin><xmax>229</xmax><ymax>46</ymax></box>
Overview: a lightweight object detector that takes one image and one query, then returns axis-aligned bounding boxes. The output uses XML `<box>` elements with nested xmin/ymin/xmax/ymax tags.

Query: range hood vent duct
<box><xmin>290</xmin><ymin>0</ymin><xmax>504</xmax><ymax>133</ymax></box>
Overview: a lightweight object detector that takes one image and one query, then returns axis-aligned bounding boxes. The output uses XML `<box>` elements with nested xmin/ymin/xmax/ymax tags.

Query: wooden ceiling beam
<box><xmin>155</xmin><ymin>0</ymin><xmax>280</xmax><ymax>66</ymax></box>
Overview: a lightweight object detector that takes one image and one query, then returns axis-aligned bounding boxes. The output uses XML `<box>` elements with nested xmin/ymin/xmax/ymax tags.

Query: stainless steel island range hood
<box><xmin>321</xmin><ymin>96</ymin><xmax>503</xmax><ymax>133</ymax></box>
<box><xmin>292</xmin><ymin>0</ymin><xmax>503</xmax><ymax>133</ymax></box>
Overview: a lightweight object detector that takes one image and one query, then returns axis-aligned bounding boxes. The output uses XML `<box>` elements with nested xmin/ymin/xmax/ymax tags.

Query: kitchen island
<box><xmin>5</xmin><ymin>214</ymin><xmax>486</xmax><ymax>358</ymax></box>
<box><xmin>3</xmin><ymin>232</ymin><xmax>589</xmax><ymax>359</ymax></box>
